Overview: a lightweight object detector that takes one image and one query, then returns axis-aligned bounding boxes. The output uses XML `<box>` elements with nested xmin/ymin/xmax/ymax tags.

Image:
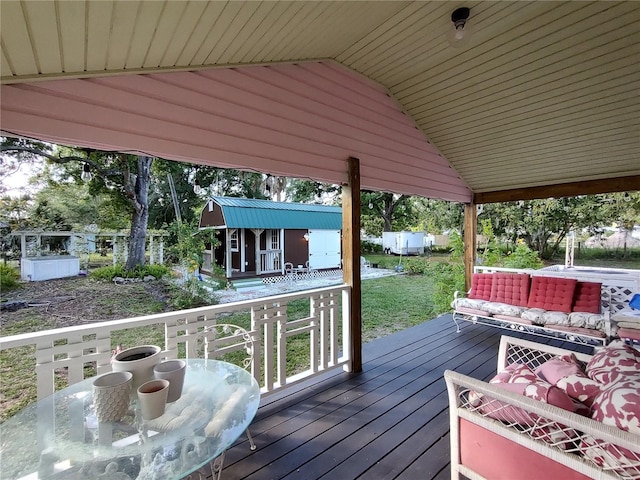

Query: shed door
<box><xmin>308</xmin><ymin>230</ymin><xmax>341</xmax><ymax>270</ymax></box>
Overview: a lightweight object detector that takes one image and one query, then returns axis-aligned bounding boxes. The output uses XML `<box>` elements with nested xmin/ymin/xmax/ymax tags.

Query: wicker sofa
<box><xmin>453</xmin><ymin>273</ymin><xmax>615</xmax><ymax>346</ymax></box>
<box><xmin>445</xmin><ymin>335</ymin><xmax>640</xmax><ymax>480</ymax></box>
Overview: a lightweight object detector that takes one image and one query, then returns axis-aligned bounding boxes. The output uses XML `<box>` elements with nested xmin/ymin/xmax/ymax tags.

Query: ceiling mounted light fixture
<box><xmin>448</xmin><ymin>7</ymin><xmax>472</xmax><ymax>48</ymax></box>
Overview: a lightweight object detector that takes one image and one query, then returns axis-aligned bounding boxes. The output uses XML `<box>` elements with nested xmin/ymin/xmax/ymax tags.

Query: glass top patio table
<box><xmin>0</xmin><ymin>359</ymin><xmax>260</xmax><ymax>480</ymax></box>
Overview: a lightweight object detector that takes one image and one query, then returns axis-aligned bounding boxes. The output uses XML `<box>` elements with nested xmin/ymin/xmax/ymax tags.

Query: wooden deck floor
<box><xmin>218</xmin><ymin>314</ymin><xmax>593</xmax><ymax>480</ymax></box>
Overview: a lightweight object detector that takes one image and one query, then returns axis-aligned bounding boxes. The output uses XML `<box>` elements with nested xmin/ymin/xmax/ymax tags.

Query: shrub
<box><xmin>503</xmin><ymin>242</ymin><xmax>544</xmax><ymax>269</ymax></box>
<box><xmin>424</xmin><ymin>231</ymin><xmax>466</xmax><ymax>314</ymax></box>
<box><xmin>431</xmin><ymin>246</ymin><xmax>452</xmax><ymax>254</ymax></box>
<box><xmin>89</xmin><ymin>264</ymin><xmax>170</xmax><ymax>281</ymax></box>
<box><xmin>168</xmin><ymin>278</ymin><xmax>218</xmax><ymax>310</ymax></box>
<box><xmin>361</xmin><ymin>240</ymin><xmax>383</xmax><ymax>254</ymax></box>
<box><xmin>0</xmin><ymin>264</ymin><xmax>20</xmax><ymax>291</ymax></box>
<box><xmin>90</xmin><ymin>265</ymin><xmax>126</xmax><ymax>281</ymax></box>
<box><xmin>139</xmin><ymin>264</ymin><xmax>170</xmax><ymax>279</ymax></box>
<box><xmin>403</xmin><ymin>257</ymin><xmax>430</xmax><ymax>274</ymax></box>
<box><xmin>427</xmin><ymin>261</ymin><xmax>465</xmax><ymax>314</ymax></box>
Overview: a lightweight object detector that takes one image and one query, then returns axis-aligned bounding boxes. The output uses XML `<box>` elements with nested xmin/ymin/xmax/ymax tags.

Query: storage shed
<box><xmin>199</xmin><ymin>197</ymin><xmax>342</xmax><ymax>279</ymax></box>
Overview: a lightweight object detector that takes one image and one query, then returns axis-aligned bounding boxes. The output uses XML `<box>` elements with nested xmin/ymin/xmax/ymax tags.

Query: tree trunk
<box><xmin>381</xmin><ymin>194</ymin><xmax>408</xmax><ymax>232</ymax></box>
<box><xmin>382</xmin><ymin>195</ymin><xmax>394</xmax><ymax>232</ymax></box>
<box><xmin>126</xmin><ymin>156</ymin><xmax>153</xmax><ymax>270</ymax></box>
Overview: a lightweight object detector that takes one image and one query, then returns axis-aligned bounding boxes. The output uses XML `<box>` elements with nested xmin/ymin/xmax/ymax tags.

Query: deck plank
<box><xmin>220</xmin><ymin>314</ymin><xmax>594</xmax><ymax>480</ymax></box>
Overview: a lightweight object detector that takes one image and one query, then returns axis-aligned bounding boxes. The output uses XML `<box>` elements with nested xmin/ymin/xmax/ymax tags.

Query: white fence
<box><xmin>0</xmin><ymin>285</ymin><xmax>352</xmax><ymax>405</ymax></box>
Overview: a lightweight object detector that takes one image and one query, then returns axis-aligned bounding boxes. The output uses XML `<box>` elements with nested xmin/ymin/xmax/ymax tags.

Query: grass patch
<box><xmin>0</xmin><ymin>345</ymin><xmax>37</xmax><ymax>420</ymax></box>
<box><xmin>362</xmin><ymin>275</ymin><xmax>436</xmax><ymax>342</ymax></box>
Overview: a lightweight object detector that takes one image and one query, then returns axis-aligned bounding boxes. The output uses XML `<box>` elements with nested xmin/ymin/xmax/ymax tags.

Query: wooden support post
<box><xmin>463</xmin><ymin>203</ymin><xmax>477</xmax><ymax>292</ymax></box>
<box><xmin>342</xmin><ymin>157</ymin><xmax>362</xmax><ymax>373</ymax></box>
<box><xmin>226</xmin><ymin>229</ymin><xmax>233</xmax><ymax>278</ymax></box>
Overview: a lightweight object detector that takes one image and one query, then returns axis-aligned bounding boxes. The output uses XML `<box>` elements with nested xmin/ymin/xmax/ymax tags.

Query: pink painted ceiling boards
<box><xmin>0</xmin><ymin>61</ymin><xmax>471</xmax><ymax>203</ymax></box>
<box><xmin>3</xmin><ymin>1</ymin><xmax>639</xmax><ymax>200</ymax></box>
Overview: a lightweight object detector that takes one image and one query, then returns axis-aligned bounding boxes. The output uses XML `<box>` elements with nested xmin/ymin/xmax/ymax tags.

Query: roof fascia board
<box><xmin>474</xmin><ymin>175</ymin><xmax>640</xmax><ymax>204</ymax></box>
<box><xmin>0</xmin><ymin>58</ymin><xmax>335</xmax><ymax>85</ymax></box>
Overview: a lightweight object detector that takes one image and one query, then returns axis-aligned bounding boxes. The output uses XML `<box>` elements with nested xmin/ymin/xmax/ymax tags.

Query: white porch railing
<box><xmin>0</xmin><ymin>285</ymin><xmax>352</xmax><ymax>408</ymax></box>
<box><xmin>259</xmin><ymin>249</ymin><xmax>282</xmax><ymax>274</ymax></box>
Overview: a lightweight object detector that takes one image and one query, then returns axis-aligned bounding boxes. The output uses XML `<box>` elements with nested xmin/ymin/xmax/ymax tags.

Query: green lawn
<box><xmin>362</xmin><ymin>274</ymin><xmax>436</xmax><ymax>342</ymax></box>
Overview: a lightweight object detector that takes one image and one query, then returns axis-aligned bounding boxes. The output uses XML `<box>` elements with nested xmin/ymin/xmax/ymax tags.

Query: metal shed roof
<box><xmin>211</xmin><ymin>197</ymin><xmax>342</xmax><ymax>230</ymax></box>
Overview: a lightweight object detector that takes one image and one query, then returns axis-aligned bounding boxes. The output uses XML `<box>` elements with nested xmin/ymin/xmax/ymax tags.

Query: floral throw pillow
<box><xmin>471</xmin><ymin>363</ymin><xmax>578</xmax><ymax>450</ymax></box>
<box><xmin>490</xmin><ymin>363</ymin><xmax>538</xmax><ymax>385</ymax></box>
<box><xmin>535</xmin><ymin>354</ymin><xmax>601</xmax><ymax>407</ymax></box>
<box><xmin>586</xmin><ymin>341</ymin><xmax>640</xmax><ymax>385</ymax></box>
<box><xmin>472</xmin><ymin>363</ymin><xmax>575</xmax><ymax>425</ymax></box>
<box><xmin>582</xmin><ymin>377</ymin><xmax>640</xmax><ymax>478</ymax></box>
<box><xmin>591</xmin><ymin>378</ymin><xmax>640</xmax><ymax>433</ymax></box>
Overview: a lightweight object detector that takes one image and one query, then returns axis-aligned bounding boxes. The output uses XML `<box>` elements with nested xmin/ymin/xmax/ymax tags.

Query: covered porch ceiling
<box><xmin>1</xmin><ymin>1</ymin><xmax>639</xmax><ymax>203</ymax></box>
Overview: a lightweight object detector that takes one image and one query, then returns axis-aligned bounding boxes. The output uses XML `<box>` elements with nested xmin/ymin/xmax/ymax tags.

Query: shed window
<box><xmin>269</xmin><ymin>230</ymin><xmax>279</xmax><ymax>250</ymax></box>
<box><xmin>229</xmin><ymin>230</ymin><xmax>239</xmax><ymax>252</ymax></box>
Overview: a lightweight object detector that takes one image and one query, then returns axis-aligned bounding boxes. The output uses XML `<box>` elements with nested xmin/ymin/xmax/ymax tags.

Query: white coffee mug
<box><xmin>153</xmin><ymin>359</ymin><xmax>186</xmax><ymax>403</ymax></box>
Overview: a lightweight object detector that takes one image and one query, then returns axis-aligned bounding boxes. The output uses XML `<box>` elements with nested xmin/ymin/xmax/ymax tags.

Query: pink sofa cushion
<box><xmin>551</xmin><ymin>325</ymin><xmax>606</xmax><ymax>338</ymax></box>
<box><xmin>618</xmin><ymin>328</ymin><xmax>640</xmax><ymax>342</ymax></box>
<box><xmin>494</xmin><ymin>314</ymin><xmax>533</xmax><ymax>325</ymax></box>
<box><xmin>572</xmin><ymin>281</ymin><xmax>602</xmax><ymax>314</ymax></box>
<box><xmin>527</xmin><ymin>276</ymin><xmax>577</xmax><ymax>312</ymax></box>
<box><xmin>456</xmin><ymin>306</ymin><xmax>492</xmax><ymax>317</ymax></box>
<box><xmin>468</xmin><ymin>273</ymin><xmax>493</xmax><ymax>301</ymax></box>
<box><xmin>489</xmin><ymin>273</ymin><xmax>531</xmax><ymax>307</ymax></box>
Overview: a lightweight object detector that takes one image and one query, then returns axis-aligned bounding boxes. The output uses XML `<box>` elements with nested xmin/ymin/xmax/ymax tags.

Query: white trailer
<box><xmin>382</xmin><ymin>231</ymin><xmax>425</xmax><ymax>255</ymax></box>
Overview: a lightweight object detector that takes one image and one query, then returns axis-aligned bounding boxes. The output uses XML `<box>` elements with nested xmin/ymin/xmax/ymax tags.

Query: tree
<box><xmin>124</xmin><ymin>156</ymin><xmax>153</xmax><ymax>269</ymax></box>
<box><xmin>594</xmin><ymin>192</ymin><xmax>640</xmax><ymax>257</ymax></box>
<box><xmin>0</xmin><ymin>194</ymin><xmax>33</xmax><ymax>231</ymax></box>
<box><xmin>479</xmin><ymin>195</ymin><xmax>635</xmax><ymax>259</ymax></box>
<box><xmin>1</xmin><ymin>138</ymin><xmax>154</xmax><ymax>270</ymax></box>
<box><xmin>412</xmin><ymin>198</ymin><xmax>464</xmax><ymax>234</ymax></box>
<box><xmin>148</xmin><ymin>160</ymin><xmax>203</xmax><ymax>229</ymax></box>
<box><xmin>361</xmin><ymin>192</ymin><xmax>413</xmax><ymax>233</ymax></box>
<box><xmin>286</xmin><ymin>179</ymin><xmax>340</xmax><ymax>204</ymax></box>
<box><xmin>29</xmin><ymin>183</ymin><xmax>107</xmax><ymax>230</ymax></box>
<box><xmin>264</xmin><ymin>175</ymin><xmax>288</xmax><ymax>201</ymax></box>
<box><xmin>192</xmin><ymin>168</ymin><xmax>269</xmax><ymax>200</ymax></box>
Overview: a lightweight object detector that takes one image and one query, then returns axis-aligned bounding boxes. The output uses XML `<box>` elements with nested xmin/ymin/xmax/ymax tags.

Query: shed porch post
<box><xmin>252</xmin><ymin>229</ymin><xmax>264</xmax><ymax>275</ymax></box>
<box><xmin>463</xmin><ymin>203</ymin><xmax>477</xmax><ymax>292</ymax></box>
<box><xmin>226</xmin><ymin>229</ymin><xmax>233</xmax><ymax>278</ymax></box>
<box><xmin>342</xmin><ymin>156</ymin><xmax>362</xmax><ymax>373</ymax></box>
<box><xmin>240</xmin><ymin>229</ymin><xmax>246</xmax><ymax>273</ymax></box>
<box><xmin>280</xmin><ymin>228</ymin><xmax>285</xmax><ymax>273</ymax></box>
